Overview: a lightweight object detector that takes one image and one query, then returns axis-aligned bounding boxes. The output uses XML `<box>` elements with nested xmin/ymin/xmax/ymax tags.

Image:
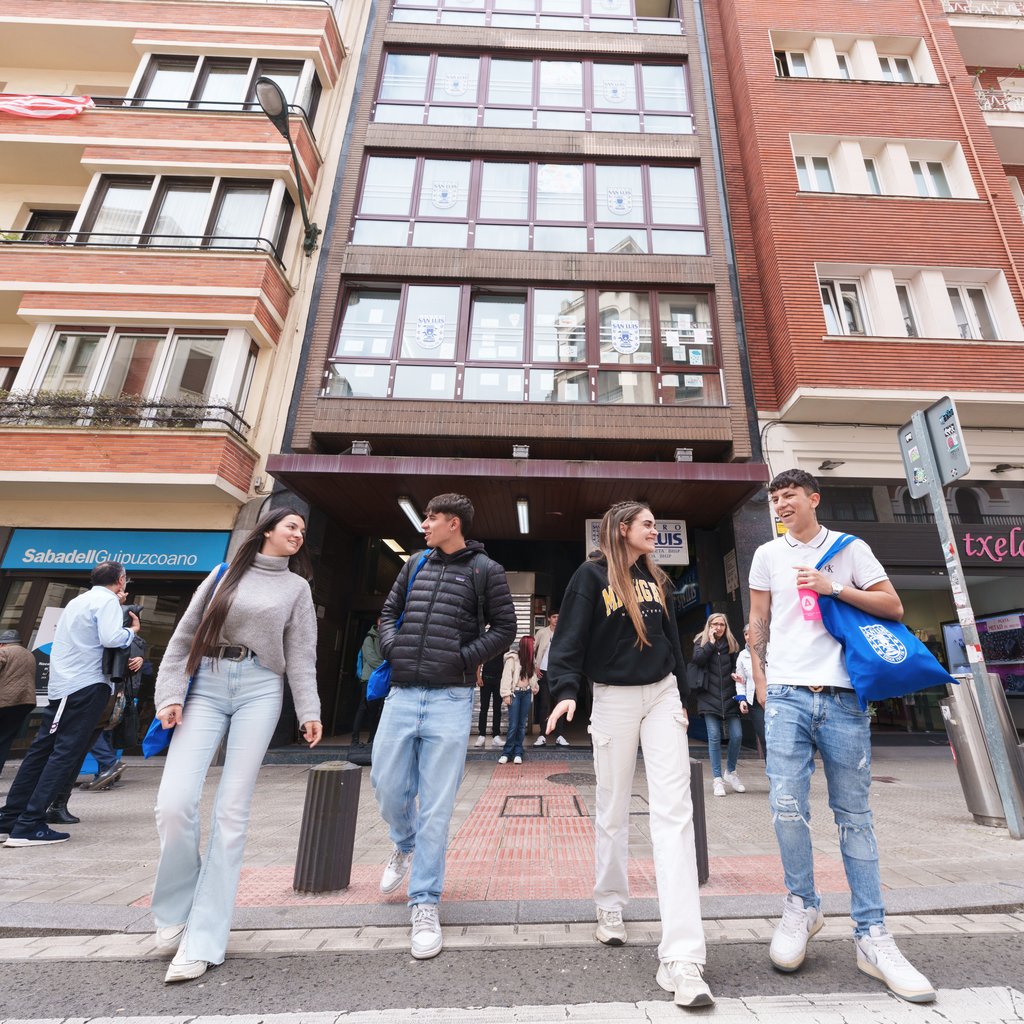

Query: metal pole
<box><xmin>912</xmin><ymin>410</ymin><xmax>1024</xmax><ymax>839</ymax></box>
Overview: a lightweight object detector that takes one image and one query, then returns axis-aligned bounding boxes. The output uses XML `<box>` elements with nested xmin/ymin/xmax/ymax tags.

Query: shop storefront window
<box><xmin>374</xmin><ymin>53</ymin><xmax>693</xmax><ymax>134</ymax></box>
<box><xmin>353</xmin><ymin>157</ymin><xmax>705</xmax><ymax>256</ymax></box>
<box><xmin>326</xmin><ymin>284</ymin><xmax>724</xmax><ymax>406</ymax></box>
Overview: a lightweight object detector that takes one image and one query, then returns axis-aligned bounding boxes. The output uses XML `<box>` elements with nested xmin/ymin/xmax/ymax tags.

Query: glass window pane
<box><xmin>661</xmin><ymin>371</ymin><xmax>723</xmax><ymax>406</ymax></box>
<box><xmin>100</xmin><ymin>333</ymin><xmax>163</xmax><ymax>397</ymax></box>
<box><xmin>533</xmin><ymin>225</ymin><xmax>587</xmax><ymax>251</ymax></box>
<box><xmin>538</xmin><ymin>15</ymin><xmax>584</xmax><ymax>29</ymax></box>
<box><xmin>392</xmin><ymin>364</ymin><xmax>456</xmax><ymax>398</ymax></box>
<box><xmin>392</xmin><ymin>8</ymin><xmax>437</xmax><ymax>21</ymax></box>
<box><xmin>643</xmin><ymin>114</ymin><xmax>693</xmax><ymax>134</ymax></box>
<box><xmin>596</xmin><ymin>165</ymin><xmax>645</xmax><ymax>224</ymax></box>
<box><xmin>947</xmin><ymin>287</ymin><xmax>971</xmax><ymax>338</ymax></box>
<box><xmin>88</xmin><ymin>182</ymin><xmax>151</xmax><ymax>241</ymax></box>
<box><xmin>163</xmin><ymin>336</ymin><xmax>220</xmax><ymax>400</ymax></box>
<box><xmin>532</xmin><ymin>289</ymin><xmax>586</xmax><ymax>362</ymax></box>
<box><xmin>149</xmin><ymin>182</ymin><xmax>210</xmax><ymax>246</ymax></box>
<box><xmin>596</xmin><ymin>370</ymin><xmax>657</xmax><ymax>404</ymax></box>
<box><xmin>439</xmin><ymin>10</ymin><xmax>486</xmax><ymax>23</ymax></box>
<box><xmin>789</xmin><ymin>53</ymin><xmax>808</xmax><ymax>77</ymax></box>
<box><xmin>594</xmin><ymin>227</ymin><xmax>648</xmax><ymax>253</ymax></box>
<box><xmin>658</xmin><ymin>293</ymin><xmax>713</xmax><ymax>364</ymax></box>
<box><xmin>487</xmin><ymin>60</ymin><xmax>533</xmax><ymax>106</ymax></box>
<box><xmin>195</xmin><ymin>60</ymin><xmax>249</xmax><ymax>109</ymax></box>
<box><xmin>895</xmin><ymin>284</ymin><xmax>918</xmax><ymax>338</ymax></box>
<box><xmin>426</xmin><ymin>106</ymin><xmax>477</xmax><ymax>125</ymax></box>
<box><xmin>140</xmin><ymin>58</ymin><xmax>196</xmax><ymax>107</ymax></box>
<box><xmin>638</xmin><ymin>18</ymin><xmax>683</xmax><ymax>35</ymax></box>
<box><xmin>324</xmin><ymin>363</ymin><xmax>390</xmax><ymax>398</ymax></box>
<box><xmin>649</xmin><ymin>166</ymin><xmax>699</xmax><ymax>224</ymax></box>
<box><xmin>797</xmin><ymin>159</ymin><xmax>812</xmax><ymax>191</ymax></box>
<box><xmin>432</xmin><ymin>56</ymin><xmax>479</xmax><ymax>102</ymax></box>
<box><xmin>821</xmin><ymin>284</ymin><xmax>841</xmax><ymax>334</ymax></box>
<box><xmin>539</xmin><ymin>61</ymin><xmax>583</xmax><ymax>107</ymax></box>
<box><xmin>411</xmin><ymin>221</ymin><xmax>469</xmax><ymax>247</ymax></box>
<box><xmin>839</xmin><ymin>283</ymin><xmax>865</xmax><ymax>333</ymax></box>
<box><xmin>594</xmin><ymin>0</ymin><xmax>630</xmax><ymax>13</ymax></box>
<box><xmin>254</xmin><ymin>64</ymin><xmax>301</xmax><ymax>106</ymax></box>
<box><xmin>483</xmin><ymin>107</ymin><xmax>532</xmax><ymax>128</ymax></box>
<box><xmin>650</xmin><ymin>229</ymin><xmax>705</xmax><ymax>254</ymax></box>
<box><xmin>592</xmin><ymin>113</ymin><xmax>642</xmax><ymax>133</ymax></box>
<box><xmin>374</xmin><ymin>104</ymin><xmax>425</xmax><ymax>124</ymax></box>
<box><xmin>528</xmin><ymin>367</ymin><xmax>589</xmax><ymax>402</ymax></box>
<box><xmin>479</xmin><ymin>163</ymin><xmax>530</xmax><ymax>220</ymax></box>
<box><xmin>535</xmin><ymin>164</ymin><xmax>584</xmax><ymax>220</ymax></box>
<box><xmin>542</xmin><ymin>0</ymin><xmax>581</xmax><ymax>11</ymax></box>
<box><xmin>40</xmin><ymin>333</ymin><xmax>103</xmax><ymax>391</ymax></box>
<box><xmin>335</xmin><ymin>290</ymin><xmax>401</xmax><ymax>357</ymax></box>
<box><xmin>911</xmin><ymin>161</ymin><xmax>928</xmax><ymax>197</ymax></box>
<box><xmin>836</xmin><ymin>54</ymin><xmax>851</xmax><ymax>79</ymax></box>
<box><xmin>210</xmin><ymin>185</ymin><xmax>271</xmax><ymax>243</ymax></box>
<box><xmin>380</xmin><ymin>53</ymin><xmax>430</xmax><ymax>101</ymax></box>
<box><xmin>361</xmin><ymin>156</ymin><xmax>416</xmax><ymax>215</ymax></box>
<box><xmin>535</xmin><ymin>110</ymin><xmax>586</xmax><ymax>130</ymax></box>
<box><xmin>491</xmin><ymin>12</ymin><xmax>537</xmax><ymax>26</ymax></box>
<box><xmin>967</xmin><ymin>288</ymin><xmax>996</xmax><ymax>340</ymax></box>
<box><xmin>352</xmin><ymin>220</ymin><xmax>409</xmax><ymax>246</ymax></box>
<box><xmin>463</xmin><ymin>367</ymin><xmax>525</xmax><ymax>401</ymax></box>
<box><xmin>474</xmin><ymin>224</ymin><xmax>529</xmax><ymax>249</ymax></box>
<box><xmin>812</xmin><ymin>156</ymin><xmax>834</xmax><ymax>192</ymax></box>
<box><xmin>469</xmin><ymin>294</ymin><xmax>526</xmax><ymax>360</ymax></box>
<box><xmin>642</xmin><ymin>65</ymin><xmax>688</xmax><ymax>111</ymax></box>
<box><xmin>417</xmin><ymin>159</ymin><xmax>471</xmax><ymax>218</ymax></box>
<box><xmin>927</xmin><ymin>162</ymin><xmax>951</xmax><ymax>198</ymax></box>
<box><xmin>864</xmin><ymin>158</ymin><xmax>881</xmax><ymax>195</ymax></box>
<box><xmin>400</xmin><ymin>286</ymin><xmax>460</xmax><ymax>359</ymax></box>
<box><xmin>598</xmin><ymin>292</ymin><xmax>653</xmax><ymax>364</ymax></box>
<box><xmin>593</xmin><ymin>65</ymin><xmax>637</xmax><ymax>108</ymax></box>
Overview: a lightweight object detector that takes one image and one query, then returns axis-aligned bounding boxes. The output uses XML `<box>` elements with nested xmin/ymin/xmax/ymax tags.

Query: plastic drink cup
<box><xmin>798</xmin><ymin>587</ymin><xmax>822</xmax><ymax>621</ymax></box>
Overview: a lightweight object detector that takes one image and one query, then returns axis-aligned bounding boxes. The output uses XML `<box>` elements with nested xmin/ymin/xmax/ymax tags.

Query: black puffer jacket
<box><xmin>379</xmin><ymin>541</ymin><xmax>516</xmax><ymax>687</ymax></box>
<box><xmin>692</xmin><ymin>637</ymin><xmax>739</xmax><ymax>717</ymax></box>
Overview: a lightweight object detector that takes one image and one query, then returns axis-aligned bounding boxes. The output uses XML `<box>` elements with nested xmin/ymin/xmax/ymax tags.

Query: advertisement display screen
<box><xmin>942</xmin><ymin>609</ymin><xmax>1024</xmax><ymax>699</ymax></box>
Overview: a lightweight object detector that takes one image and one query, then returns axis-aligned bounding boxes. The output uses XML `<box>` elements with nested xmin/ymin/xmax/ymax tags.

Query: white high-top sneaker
<box><xmin>769</xmin><ymin>893</ymin><xmax>824</xmax><ymax>971</ymax></box>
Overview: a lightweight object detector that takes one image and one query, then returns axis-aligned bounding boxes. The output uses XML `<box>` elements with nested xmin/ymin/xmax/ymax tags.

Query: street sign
<box><xmin>899</xmin><ymin>395</ymin><xmax>970</xmax><ymax>499</ymax></box>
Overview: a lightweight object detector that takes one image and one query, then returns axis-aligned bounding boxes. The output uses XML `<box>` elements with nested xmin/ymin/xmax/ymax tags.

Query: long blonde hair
<box><xmin>694</xmin><ymin>612</ymin><xmax>740</xmax><ymax>654</ymax></box>
<box><xmin>597</xmin><ymin>501</ymin><xmax>672</xmax><ymax>649</ymax></box>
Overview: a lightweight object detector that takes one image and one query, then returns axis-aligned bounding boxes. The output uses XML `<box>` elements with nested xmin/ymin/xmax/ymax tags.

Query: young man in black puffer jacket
<box><xmin>371</xmin><ymin>493</ymin><xmax>515</xmax><ymax>961</ymax></box>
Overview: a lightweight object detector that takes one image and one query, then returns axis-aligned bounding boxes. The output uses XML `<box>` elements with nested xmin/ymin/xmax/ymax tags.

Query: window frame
<box><xmin>774</xmin><ymin>50</ymin><xmax>809</xmax><ymax>78</ymax></box>
<box><xmin>820</xmin><ymin>278</ymin><xmax>869</xmax><ymax>336</ymax></box>
<box><xmin>909</xmin><ymin>159</ymin><xmax>952</xmax><ymax>199</ymax></box>
<box><xmin>894</xmin><ymin>282</ymin><xmax>920</xmax><ymax>338</ymax></box>
<box><xmin>878</xmin><ymin>55</ymin><xmax>916</xmax><ymax>83</ymax></box>
<box><xmin>946</xmin><ymin>283</ymin><xmax>998</xmax><ymax>341</ymax></box>
<box><xmin>794</xmin><ymin>154</ymin><xmax>835</xmax><ymax>193</ymax></box>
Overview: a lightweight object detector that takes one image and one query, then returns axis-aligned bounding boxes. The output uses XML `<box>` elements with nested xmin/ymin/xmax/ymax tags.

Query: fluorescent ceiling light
<box><xmin>516</xmin><ymin>498</ymin><xmax>529</xmax><ymax>535</ymax></box>
<box><xmin>383</xmin><ymin>538</ymin><xmax>406</xmax><ymax>554</ymax></box>
<box><xmin>398</xmin><ymin>497</ymin><xmax>422</xmax><ymax>530</ymax></box>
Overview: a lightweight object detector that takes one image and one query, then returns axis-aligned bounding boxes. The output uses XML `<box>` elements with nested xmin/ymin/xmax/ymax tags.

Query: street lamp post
<box><xmin>255</xmin><ymin>76</ymin><xmax>321</xmax><ymax>257</ymax></box>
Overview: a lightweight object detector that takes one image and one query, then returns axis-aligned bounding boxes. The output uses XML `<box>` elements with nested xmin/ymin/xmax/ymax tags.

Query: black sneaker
<box><xmin>89</xmin><ymin>761</ymin><xmax>126</xmax><ymax>792</ymax></box>
<box><xmin>5</xmin><ymin>827</ymin><xmax>71</xmax><ymax>847</ymax></box>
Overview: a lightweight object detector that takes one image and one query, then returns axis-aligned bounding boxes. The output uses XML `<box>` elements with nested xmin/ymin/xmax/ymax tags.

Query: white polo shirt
<box><xmin>748</xmin><ymin>526</ymin><xmax>888</xmax><ymax>688</ymax></box>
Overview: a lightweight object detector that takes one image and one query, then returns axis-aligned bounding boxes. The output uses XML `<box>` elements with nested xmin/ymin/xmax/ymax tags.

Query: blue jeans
<box><xmin>371</xmin><ymin>685</ymin><xmax>474</xmax><ymax>906</ymax></box>
<box><xmin>91</xmin><ymin>729</ymin><xmax>117</xmax><ymax>772</ymax></box>
<box><xmin>702</xmin><ymin>712</ymin><xmax>742</xmax><ymax>779</ymax></box>
<box><xmin>151</xmin><ymin>656</ymin><xmax>283</xmax><ymax>965</ymax></box>
<box><xmin>764</xmin><ymin>684</ymin><xmax>883</xmax><ymax>936</ymax></box>
<box><xmin>501</xmin><ymin>690</ymin><xmax>532</xmax><ymax>758</ymax></box>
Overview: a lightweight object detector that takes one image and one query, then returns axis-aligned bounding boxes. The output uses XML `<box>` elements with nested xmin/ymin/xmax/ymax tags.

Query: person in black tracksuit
<box><xmin>692</xmin><ymin>612</ymin><xmax>743</xmax><ymax>797</ymax></box>
<box><xmin>546</xmin><ymin>501</ymin><xmax>713</xmax><ymax>1009</ymax></box>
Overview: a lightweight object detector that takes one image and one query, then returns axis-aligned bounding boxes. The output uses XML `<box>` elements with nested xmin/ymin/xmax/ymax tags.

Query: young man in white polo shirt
<box><xmin>748</xmin><ymin>469</ymin><xmax>935</xmax><ymax>1004</ymax></box>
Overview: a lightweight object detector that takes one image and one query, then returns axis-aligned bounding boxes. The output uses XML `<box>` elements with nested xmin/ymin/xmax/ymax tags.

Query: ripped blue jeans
<box><xmin>764</xmin><ymin>684</ymin><xmax>883</xmax><ymax>936</ymax></box>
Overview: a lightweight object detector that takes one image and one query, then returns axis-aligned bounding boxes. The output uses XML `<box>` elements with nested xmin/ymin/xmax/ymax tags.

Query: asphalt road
<box><xmin>1</xmin><ymin>933</ymin><xmax>1021</xmax><ymax>1017</ymax></box>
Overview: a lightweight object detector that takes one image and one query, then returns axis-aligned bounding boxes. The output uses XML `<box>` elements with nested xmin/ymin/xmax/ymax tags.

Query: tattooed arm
<box><xmin>748</xmin><ymin>588</ymin><xmax>771</xmax><ymax>707</ymax></box>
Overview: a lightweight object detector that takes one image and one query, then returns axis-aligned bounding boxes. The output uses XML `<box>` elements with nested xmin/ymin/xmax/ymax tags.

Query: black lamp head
<box><xmin>255</xmin><ymin>76</ymin><xmax>290</xmax><ymax>139</ymax></box>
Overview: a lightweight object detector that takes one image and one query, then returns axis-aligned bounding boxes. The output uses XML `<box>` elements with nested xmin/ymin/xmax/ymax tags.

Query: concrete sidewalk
<box><xmin>1</xmin><ymin>740</ymin><xmax>1022</xmax><ymax>944</ymax></box>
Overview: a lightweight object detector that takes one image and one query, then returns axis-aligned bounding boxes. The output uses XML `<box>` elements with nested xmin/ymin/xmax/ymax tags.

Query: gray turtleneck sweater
<box><xmin>154</xmin><ymin>553</ymin><xmax>320</xmax><ymax>726</ymax></box>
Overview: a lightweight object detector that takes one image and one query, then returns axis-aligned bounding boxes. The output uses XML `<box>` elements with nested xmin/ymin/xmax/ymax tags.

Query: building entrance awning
<box><xmin>267</xmin><ymin>453</ymin><xmax>768</xmax><ymax>540</ymax></box>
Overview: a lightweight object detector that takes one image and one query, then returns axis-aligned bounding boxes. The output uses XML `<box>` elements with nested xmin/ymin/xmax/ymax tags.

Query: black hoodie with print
<box><xmin>547</xmin><ymin>555</ymin><xmax>688</xmax><ymax>705</ymax></box>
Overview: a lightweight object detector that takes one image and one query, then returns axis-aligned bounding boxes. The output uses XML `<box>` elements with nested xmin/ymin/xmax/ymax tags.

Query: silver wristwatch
<box><xmin>830</xmin><ymin>581</ymin><xmax>845</xmax><ymax>598</ymax></box>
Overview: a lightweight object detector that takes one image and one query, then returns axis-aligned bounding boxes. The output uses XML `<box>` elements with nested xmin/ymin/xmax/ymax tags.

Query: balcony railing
<box><xmin>89</xmin><ymin>96</ymin><xmax>314</xmax><ymax>126</ymax></box>
<box><xmin>0</xmin><ymin>392</ymin><xmax>251</xmax><ymax>441</ymax></box>
<box><xmin>894</xmin><ymin>512</ymin><xmax>1024</xmax><ymax>525</ymax></box>
<box><xmin>974</xmin><ymin>85</ymin><xmax>1024</xmax><ymax>114</ymax></box>
<box><xmin>1</xmin><ymin>230</ymin><xmax>285</xmax><ymax>266</ymax></box>
<box><xmin>942</xmin><ymin>0</ymin><xmax>1022</xmax><ymax>13</ymax></box>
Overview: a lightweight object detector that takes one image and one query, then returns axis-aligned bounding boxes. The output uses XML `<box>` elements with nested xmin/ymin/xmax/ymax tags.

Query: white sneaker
<box><xmin>555</xmin><ymin>735</ymin><xmax>569</xmax><ymax>747</ymax></box>
<box><xmin>770</xmin><ymin>893</ymin><xmax>824</xmax><ymax>971</ymax></box>
<box><xmin>595</xmin><ymin>907</ymin><xmax>627</xmax><ymax>946</ymax></box>
<box><xmin>164</xmin><ymin>949</ymin><xmax>208</xmax><ymax>984</ymax></box>
<box><xmin>724</xmin><ymin>771</ymin><xmax>746</xmax><ymax>793</ymax></box>
<box><xmin>712</xmin><ymin>777</ymin><xmax>726</xmax><ymax>797</ymax></box>
<box><xmin>154</xmin><ymin>923</ymin><xmax>186</xmax><ymax>953</ymax></box>
<box><xmin>534</xmin><ymin>735</ymin><xmax>546</xmax><ymax>746</ymax></box>
<box><xmin>498</xmin><ymin>755</ymin><xmax>509</xmax><ymax>764</ymax></box>
<box><xmin>656</xmin><ymin>960</ymin><xmax>714</xmax><ymax>1008</ymax></box>
<box><xmin>513</xmin><ymin>755</ymin><xmax>522</xmax><ymax>764</ymax></box>
<box><xmin>410</xmin><ymin>903</ymin><xmax>443</xmax><ymax>960</ymax></box>
<box><xmin>474</xmin><ymin>735</ymin><xmax>486</xmax><ymax>748</ymax></box>
<box><xmin>380</xmin><ymin>846</ymin><xmax>414</xmax><ymax>894</ymax></box>
<box><xmin>856</xmin><ymin>925</ymin><xmax>936</xmax><ymax>1003</ymax></box>
<box><xmin>492</xmin><ymin>734</ymin><xmax>504</xmax><ymax>747</ymax></box>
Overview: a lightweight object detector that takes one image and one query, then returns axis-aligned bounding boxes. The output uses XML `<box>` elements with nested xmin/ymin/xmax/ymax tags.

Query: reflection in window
<box><xmin>533</xmin><ymin>290</ymin><xmax>587</xmax><ymax>362</ymax></box>
<box><xmin>400</xmin><ymin>287</ymin><xmax>461</xmax><ymax>359</ymax></box>
<box><xmin>469</xmin><ymin>295</ymin><xmax>526</xmax><ymax>361</ymax></box>
<box><xmin>100</xmin><ymin>334</ymin><xmax>163</xmax><ymax>397</ymax></box>
<box><xmin>334</xmin><ymin>291</ymin><xmax>401</xmax><ymax>357</ymax></box>
<box><xmin>598</xmin><ymin>292</ymin><xmax>653</xmax><ymax>364</ymax></box>
<box><xmin>39</xmin><ymin>333</ymin><xmax>104</xmax><ymax>390</ymax></box>
<box><xmin>529</xmin><ymin>368</ymin><xmax>590</xmax><ymax>402</ymax></box>
<box><xmin>149</xmin><ymin>180</ymin><xmax>210</xmax><ymax>246</ymax></box>
<box><xmin>464</xmin><ymin>367</ymin><xmax>525</xmax><ymax>401</ymax></box>
<box><xmin>163</xmin><ymin>335</ymin><xmax>221</xmax><ymax>401</ymax></box>
<box><xmin>324</xmin><ymin>363</ymin><xmax>391</xmax><ymax>398</ymax></box>
<box><xmin>597</xmin><ymin>370</ymin><xmax>657</xmax><ymax>404</ymax></box>
<box><xmin>393</xmin><ymin>364</ymin><xmax>457</xmax><ymax>398</ymax></box>
<box><xmin>658</xmin><ymin>294</ymin><xmax>713</xmax><ymax>365</ymax></box>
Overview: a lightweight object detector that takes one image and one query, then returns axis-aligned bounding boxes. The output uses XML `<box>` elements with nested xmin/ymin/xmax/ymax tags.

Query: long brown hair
<box><xmin>517</xmin><ymin>635</ymin><xmax>535</xmax><ymax>680</ymax></box>
<box><xmin>597</xmin><ymin>501</ymin><xmax>671</xmax><ymax>649</ymax></box>
<box><xmin>185</xmin><ymin>506</ymin><xmax>312</xmax><ymax>677</ymax></box>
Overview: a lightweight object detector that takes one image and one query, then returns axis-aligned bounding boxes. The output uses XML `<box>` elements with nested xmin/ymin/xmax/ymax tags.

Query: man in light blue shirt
<box><xmin>0</xmin><ymin>561</ymin><xmax>139</xmax><ymax>847</ymax></box>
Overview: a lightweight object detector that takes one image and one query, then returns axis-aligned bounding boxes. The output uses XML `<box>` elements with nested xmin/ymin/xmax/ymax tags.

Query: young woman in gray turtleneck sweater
<box><xmin>150</xmin><ymin>507</ymin><xmax>321</xmax><ymax>985</ymax></box>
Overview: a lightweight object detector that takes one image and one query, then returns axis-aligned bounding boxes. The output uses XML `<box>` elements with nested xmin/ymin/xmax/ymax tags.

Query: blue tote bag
<box><xmin>142</xmin><ymin>561</ymin><xmax>229</xmax><ymax>757</ymax></box>
<box><xmin>367</xmin><ymin>551</ymin><xmax>429</xmax><ymax>701</ymax></box>
<box><xmin>814</xmin><ymin>534</ymin><xmax>956</xmax><ymax>709</ymax></box>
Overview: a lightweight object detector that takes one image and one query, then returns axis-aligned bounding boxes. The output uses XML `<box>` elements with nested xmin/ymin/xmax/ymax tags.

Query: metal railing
<box><xmin>1</xmin><ymin>229</ymin><xmax>285</xmax><ymax>266</ymax></box>
<box><xmin>0</xmin><ymin>393</ymin><xmax>251</xmax><ymax>441</ymax></box>
<box><xmin>894</xmin><ymin>513</ymin><xmax>1024</xmax><ymax>525</ymax></box>
<box><xmin>942</xmin><ymin>0</ymin><xmax>1023</xmax><ymax>14</ymax></box>
<box><xmin>89</xmin><ymin>95</ymin><xmax>313</xmax><ymax>125</ymax></box>
<box><xmin>974</xmin><ymin>85</ymin><xmax>1024</xmax><ymax>114</ymax></box>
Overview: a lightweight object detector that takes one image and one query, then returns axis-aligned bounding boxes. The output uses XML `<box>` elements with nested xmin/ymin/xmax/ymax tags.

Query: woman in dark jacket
<box><xmin>692</xmin><ymin>613</ymin><xmax>744</xmax><ymax>798</ymax></box>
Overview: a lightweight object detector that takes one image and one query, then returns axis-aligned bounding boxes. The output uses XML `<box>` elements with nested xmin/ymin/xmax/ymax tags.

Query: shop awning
<box><xmin>267</xmin><ymin>453</ymin><xmax>768</xmax><ymax>540</ymax></box>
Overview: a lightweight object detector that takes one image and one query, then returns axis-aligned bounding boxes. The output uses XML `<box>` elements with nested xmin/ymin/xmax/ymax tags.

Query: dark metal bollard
<box><xmin>293</xmin><ymin>760</ymin><xmax>362</xmax><ymax>893</ymax></box>
<box><xmin>690</xmin><ymin>757</ymin><xmax>710</xmax><ymax>885</ymax></box>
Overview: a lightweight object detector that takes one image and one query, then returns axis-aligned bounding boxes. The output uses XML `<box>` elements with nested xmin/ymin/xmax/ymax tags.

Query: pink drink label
<box><xmin>799</xmin><ymin>588</ymin><xmax>822</xmax><ymax>621</ymax></box>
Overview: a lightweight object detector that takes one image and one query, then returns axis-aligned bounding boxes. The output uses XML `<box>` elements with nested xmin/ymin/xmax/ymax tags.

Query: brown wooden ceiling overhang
<box><xmin>267</xmin><ymin>453</ymin><xmax>768</xmax><ymax>539</ymax></box>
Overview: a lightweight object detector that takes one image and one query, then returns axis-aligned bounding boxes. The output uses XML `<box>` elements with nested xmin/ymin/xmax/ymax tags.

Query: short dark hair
<box><xmin>90</xmin><ymin>561</ymin><xmax>125</xmax><ymax>587</ymax></box>
<box><xmin>425</xmin><ymin>493</ymin><xmax>474</xmax><ymax>535</ymax></box>
<box><xmin>768</xmin><ymin>469</ymin><xmax>820</xmax><ymax>496</ymax></box>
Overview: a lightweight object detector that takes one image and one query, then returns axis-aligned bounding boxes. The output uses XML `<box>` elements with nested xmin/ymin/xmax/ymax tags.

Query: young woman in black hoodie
<box><xmin>546</xmin><ymin>501</ymin><xmax>712</xmax><ymax>1009</ymax></box>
